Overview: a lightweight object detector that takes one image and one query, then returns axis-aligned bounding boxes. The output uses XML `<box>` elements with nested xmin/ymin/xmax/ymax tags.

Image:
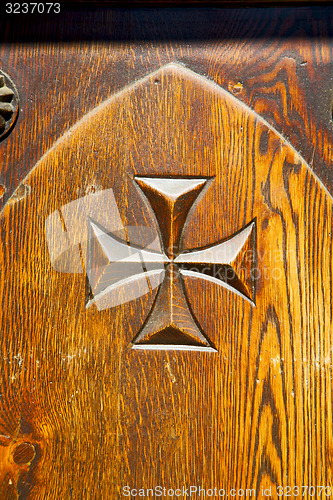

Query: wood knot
<box><xmin>228</xmin><ymin>81</ymin><xmax>244</xmax><ymax>95</ymax></box>
<box><xmin>12</xmin><ymin>442</ymin><xmax>36</xmax><ymax>466</ymax></box>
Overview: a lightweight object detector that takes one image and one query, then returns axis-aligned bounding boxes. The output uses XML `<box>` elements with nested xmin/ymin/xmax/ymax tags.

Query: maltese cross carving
<box><xmin>87</xmin><ymin>177</ymin><xmax>256</xmax><ymax>352</ymax></box>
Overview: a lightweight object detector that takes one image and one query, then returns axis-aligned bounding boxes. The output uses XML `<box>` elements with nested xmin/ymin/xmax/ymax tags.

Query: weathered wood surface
<box><xmin>0</xmin><ymin>7</ymin><xmax>333</xmax><ymax>500</ymax></box>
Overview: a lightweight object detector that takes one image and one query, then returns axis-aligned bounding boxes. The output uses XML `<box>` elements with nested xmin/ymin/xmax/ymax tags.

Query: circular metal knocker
<box><xmin>0</xmin><ymin>70</ymin><xmax>19</xmax><ymax>141</ymax></box>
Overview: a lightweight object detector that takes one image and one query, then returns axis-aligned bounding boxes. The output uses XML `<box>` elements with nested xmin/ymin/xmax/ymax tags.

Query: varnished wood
<box><xmin>1</xmin><ymin>7</ymin><xmax>333</xmax><ymax>499</ymax></box>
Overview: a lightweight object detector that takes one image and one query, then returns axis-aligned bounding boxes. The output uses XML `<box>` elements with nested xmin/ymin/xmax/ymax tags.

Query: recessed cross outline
<box><xmin>87</xmin><ymin>177</ymin><xmax>255</xmax><ymax>352</ymax></box>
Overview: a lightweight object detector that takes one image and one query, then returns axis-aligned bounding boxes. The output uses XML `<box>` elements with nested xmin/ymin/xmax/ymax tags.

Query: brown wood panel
<box><xmin>1</xmin><ymin>8</ymin><xmax>333</xmax><ymax>208</ymax></box>
<box><xmin>0</xmin><ymin>6</ymin><xmax>333</xmax><ymax>500</ymax></box>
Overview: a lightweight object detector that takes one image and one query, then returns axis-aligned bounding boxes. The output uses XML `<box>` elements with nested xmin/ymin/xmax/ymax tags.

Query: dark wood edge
<box><xmin>61</xmin><ymin>1</ymin><xmax>333</xmax><ymax>6</ymax></box>
<box><xmin>61</xmin><ymin>0</ymin><xmax>333</xmax><ymax>4</ymax></box>
<box><xmin>1</xmin><ymin>3</ymin><xmax>333</xmax><ymax>43</ymax></box>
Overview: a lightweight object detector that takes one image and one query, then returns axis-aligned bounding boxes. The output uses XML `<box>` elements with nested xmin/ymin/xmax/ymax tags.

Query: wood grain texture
<box><xmin>0</xmin><ymin>9</ymin><xmax>332</xmax><ymax>195</ymax></box>
<box><xmin>0</xmin><ymin>59</ymin><xmax>332</xmax><ymax>498</ymax></box>
<box><xmin>0</xmin><ymin>7</ymin><xmax>333</xmax><ymax>500</ymax></box>
<box><xmin>1</xmin><ymin>8</ymin><xmax>333</xmax><ymax>209</ymax></box>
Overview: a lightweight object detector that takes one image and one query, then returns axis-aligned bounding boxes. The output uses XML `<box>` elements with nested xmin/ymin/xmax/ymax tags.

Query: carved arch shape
<box><xmin>1</xmin><ymin>62</ymin><xmax>332</xmax><ymax>357</ymax></box>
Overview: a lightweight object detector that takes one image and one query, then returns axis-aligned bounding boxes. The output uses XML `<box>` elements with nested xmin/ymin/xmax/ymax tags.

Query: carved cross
<box><xmin>88</xmin><ymin>177</ymin><xmax>255</xmax><ymax>352</ymax></box>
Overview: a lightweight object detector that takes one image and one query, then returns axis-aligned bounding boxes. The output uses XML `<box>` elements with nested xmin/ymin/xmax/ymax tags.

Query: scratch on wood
<box><xmin>165</xmin><ymin>362</ymin><xmax>176</xmax><ymax>383</ymax></box>
<box><xmin>8</xmin><ymin>183</ymin><xmax>31</xmax><ymax>204</ymax></box>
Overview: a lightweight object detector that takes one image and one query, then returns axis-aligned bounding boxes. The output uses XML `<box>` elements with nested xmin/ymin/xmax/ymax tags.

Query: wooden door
<box><xmin>0</xmin><ymin>5</ymin><xmax>333</xmax><ymax>499</ymax></box>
